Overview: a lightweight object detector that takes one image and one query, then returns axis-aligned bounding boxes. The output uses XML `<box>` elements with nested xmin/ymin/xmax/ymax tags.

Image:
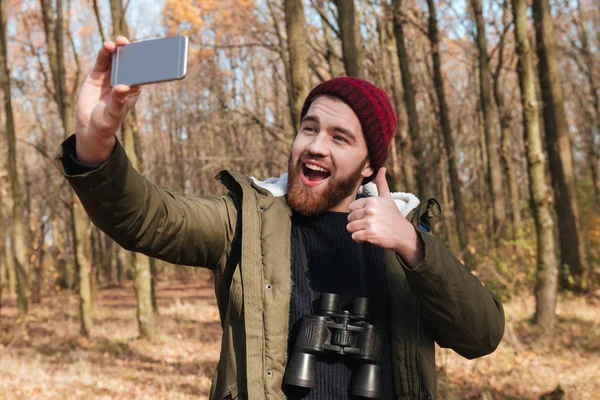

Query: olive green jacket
<box><xmin>55</xmin><ymin>135</ymin><xmax>505</xmax><ymax>400</ymax></box>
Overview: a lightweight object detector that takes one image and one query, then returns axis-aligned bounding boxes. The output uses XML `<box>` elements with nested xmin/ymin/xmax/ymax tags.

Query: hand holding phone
<box><xmin>74</xmin><ymin>36</ymin><xmax>138</xmax><ymax>165</ymax></box>
<box><xmin>74</xmin><ymin>35</ymin><xmax>189</xmax><ymax>166</ymax></box>
<box><xmin>111</xmin><ymin>35</ymin><xmax>188</xmax><ymax>86</ymax></box>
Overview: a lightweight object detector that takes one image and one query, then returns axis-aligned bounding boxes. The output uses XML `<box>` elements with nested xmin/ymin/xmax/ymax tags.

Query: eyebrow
<box><xmin>301</xmin><ymin>114</ymin><xmax>357</xmax><ymax>141</ymax></box>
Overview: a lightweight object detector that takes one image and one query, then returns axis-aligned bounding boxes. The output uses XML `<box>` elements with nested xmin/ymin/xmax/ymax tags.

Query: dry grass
<box><xmin>0</xmin><ymin>280</ymin><xmax>220</xmax><ymax>400</ymax></box>
<box><xmin>1</xmin><ymin>279</ymin><xmax>599</xmax><ymax>399</ymax></box>
<box><xmin>436</xmin><ymin>295</ymin><xmax>600</xmax><ymax>400</ymax></box>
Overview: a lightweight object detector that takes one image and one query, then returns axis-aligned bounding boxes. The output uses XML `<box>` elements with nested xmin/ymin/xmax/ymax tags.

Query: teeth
<box><xmin>305</xmin><ymin>163</ymin><xmax>329</xmax><ymax>172</ymax></box>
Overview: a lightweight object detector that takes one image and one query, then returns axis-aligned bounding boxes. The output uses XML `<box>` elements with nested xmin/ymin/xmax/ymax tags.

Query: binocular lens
<box><xmin>319</xmin><ymin>293</ymin><xmax>341</xmax><ymax>314</ymax></box>
<box><xmin>349</xmin><ymin>363</ymin><xmax>383</xmax><ymax>399</ymax></box>
<box><xmin>283</xmin><ymin>352</ymin><xmax>317</xmax><ymax>388</ymax></box>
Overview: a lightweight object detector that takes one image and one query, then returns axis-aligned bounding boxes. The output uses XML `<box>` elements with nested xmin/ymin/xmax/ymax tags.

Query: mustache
<box><xmin>298</xmin><ymin>154</ymin><xmax>329</xmax><ymax>167</ymax></box>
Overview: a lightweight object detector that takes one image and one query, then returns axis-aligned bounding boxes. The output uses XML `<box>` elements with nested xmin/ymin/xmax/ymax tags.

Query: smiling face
<box><xmin>286</xmin><ymin>95</ymin><xmax>374</xmax><ymax>216</ymax></box>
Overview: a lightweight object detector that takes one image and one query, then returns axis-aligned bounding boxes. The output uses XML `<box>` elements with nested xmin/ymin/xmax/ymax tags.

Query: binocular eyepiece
<box><xmin>283</xmin><ymin>293</ymin><xmax>385</xmax><ymax>399</ymax></box>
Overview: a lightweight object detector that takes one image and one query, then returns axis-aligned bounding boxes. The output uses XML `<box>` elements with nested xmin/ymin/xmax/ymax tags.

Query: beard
<box><xmin>286</xmin><ymin>153</ymin><xmax>366</xmax><ymax>216</ymax></box>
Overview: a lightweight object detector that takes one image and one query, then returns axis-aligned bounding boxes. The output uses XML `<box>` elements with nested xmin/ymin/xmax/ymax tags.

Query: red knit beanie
<box><xmin>300</xmin><ymin>77</ymin><xmax>397</xmax><ymax>180</ymax></box>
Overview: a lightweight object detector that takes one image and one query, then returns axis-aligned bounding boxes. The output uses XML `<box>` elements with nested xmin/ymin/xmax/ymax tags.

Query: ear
<box><xmin>360</xmin><ymin>158</ymin><xmax>374</xmax><ymax>178</ymax></box>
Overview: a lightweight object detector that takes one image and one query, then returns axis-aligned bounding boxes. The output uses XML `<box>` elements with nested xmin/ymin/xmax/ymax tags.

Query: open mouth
<box><xmin>301</xmin><ymin>162</ymin><xmax>331</xmax><ymax>186</ymax></box>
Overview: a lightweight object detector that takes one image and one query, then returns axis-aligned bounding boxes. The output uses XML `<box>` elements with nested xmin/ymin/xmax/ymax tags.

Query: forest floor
<box><xmin>0</xmin><ymin>277</ymin><xmax>599</xmax><ymax>400</ymax></box>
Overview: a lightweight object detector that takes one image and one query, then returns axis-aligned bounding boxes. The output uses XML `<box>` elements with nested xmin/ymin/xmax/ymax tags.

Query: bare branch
<box><xmin>92</xmin><ymin>0</ymin><xmax>106</xmax><ymax>42</ymax></box>
<box><xmin>310</xmin><ymin>0</ymin><xmax>341</xmax><ymax>39</ymax></box>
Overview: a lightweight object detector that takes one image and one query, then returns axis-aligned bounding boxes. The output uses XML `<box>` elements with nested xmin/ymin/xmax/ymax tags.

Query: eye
<box><xmin>333</xmin><ymin>134</ymin><xmax>347</xmax><ymax>143</ymax></box>
<box><xmin>302</xmin><ymin>125</ymin><xmax>317</xmax><ymax>133</ymax></box>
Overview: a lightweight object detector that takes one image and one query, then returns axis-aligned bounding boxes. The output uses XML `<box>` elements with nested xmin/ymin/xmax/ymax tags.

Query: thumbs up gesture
<box><xmin>347</xmin><ymin>168</ymin><xmax>424</xmax><ymax>267</ymax></box>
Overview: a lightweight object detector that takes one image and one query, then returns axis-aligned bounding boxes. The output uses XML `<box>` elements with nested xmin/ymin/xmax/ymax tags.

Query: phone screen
<box><xmin>111</xmin><ymin>35</ymin><xmax>188</xmax><ymax>86</ymax></box>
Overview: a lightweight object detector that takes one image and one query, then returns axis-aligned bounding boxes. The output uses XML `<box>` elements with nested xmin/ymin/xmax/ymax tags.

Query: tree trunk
<box><xmin>380</xmin><ymin>0</ymin><xmax>415</xmax><ymax>194</ymax></box>
<box><xmin>104</xmin><ymin>235</ymin><xmax>116</xmax><ymax>286</ymax></box>
<box><xmin>30</xmin><ymin>220</ymin><xmax>46</xmax><ymax>304</ymax></box>
<box><xmin>283</xmin><ymin>0</ymin><xmax>310</xmax><ymax>132</ymax></box>
<box><xmin>493</xmin><ymin>0</ymin><xmax>521</xmax><ymax>241</ymax></box>
<box><xmin>333</xmin><ymin>0</ymin><xmax>364</xmax><ymax>78</ymax></box>
<box><xmin>0</xmin><ymin>243</ymin><xmax>4</xmax><ymax>314</ymax></box>
<box><xmin>266</xmin><ymin>0</ymin><xmax>294</xmax><ymax>133</ymax></box>
<box><xmin>72</xmin><ymin>203</ymin><xmax>93</xmax><ymax>335</ymax></box>
<box><xmin>376</xmin><ymin>8</ymin><xmax>398</xmax><ymax>185</ymax></box>
<box><xmin>110</xmin><ymin>0</ymin><xmax>155</xmax><ymax>338</ymax></box>
<box><xmin>439</xmin><ymin>152</ymin><xmax>460</xmax><ymax>252</ymax></box>
<box><xmin>512</xmin><ymin>0</ymin><xmax>558</xmax><ymax>326</ymax></box>
<box><xmin>116</xmin><ymin>246</ymin><xmax>126</xmax><ymax>286</ymax></box>
<box><xmin>471</xmin><ymin>0</ymin><xmax>506</xmax><ymax>246</ymax></box>
<box><xmin>427</xmin><ymin>0</ymin><xmax>472</xmax><ymax>267</ymax></box>
<box><xmin>40</xmin><ymin>0</ymin><xmax>93</xmax><ymax>336</ymax></box>
<box><xmin>532</xmin><ymin>0</ymin><xmax>587</xmax><ymax>291</ymax></box>
<box><xmin>1</xmin><ymin>0</ymin><xmax>29</xmax><ymax>319</ymax></box>
<box><xmin>391</xmin><ymin>0</ymin><xmax>426</xmax><ymax>200</ymax></box>
<box><xmin>150</xmin><ymin>257</ymin><xmax>159</xmax><ymax>314</ymax></box>
<box><xmin>4</xmin><ymin>237</ymin><xmax>16</xmax><ymax>299</ymax></box>
<box><xmin>53</xmin><ymin>213</ymin><xmax>73</xmax><ymax>289</ymax></box>
<box><xmin>589</xmin><ymin>155</ymin><xmax>600</xmax><ymax>204</ymax></box>
<box><xmin>573</xmin><ymin>0</ymin><xmax>600</xmax><ymax>204</ymax></box>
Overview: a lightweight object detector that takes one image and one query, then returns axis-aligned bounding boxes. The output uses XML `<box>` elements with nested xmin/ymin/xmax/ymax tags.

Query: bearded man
<box><xmin>56</xmin><ymin>37</ymin><xmax>504</xmax><ymax>400</ymax></box>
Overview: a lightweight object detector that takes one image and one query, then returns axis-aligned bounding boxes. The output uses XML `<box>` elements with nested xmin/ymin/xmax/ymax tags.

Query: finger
<box><xmin>91</xmin><ymin>42</ymin><xmax>116</xmax><ymax>73</ymax></box>
<box><xmin>347</xmin><ymin>220</ymin><xmax>368</xmax><ymax>234</ymax></box>
<box><xmin>348</xmin><ymin>198</ymin><xmax>368</xmax><ymax>212</ymax></box>
<box><xmin>115</xmin><ymin>36</ymin><xmax>131</xmax><ymax>46</ymax></box>
<box><xmin>351</xmin><ymin>231</ymin><xmax>367</xmax><ymax>243</ymax></box>
<box><xmin>374</xmin><ymin>168</ymin><xmax>391</xmax><ymax>198</ymax></box>
<box><xmin>347</xmin><ymin>208</ymin><xmax>367</xmax><ymax>223</ymax></box>
<box><xmin>127</xmin><ymin>85</ymin><xmax>143</xmax><ymax>100</ymax></box>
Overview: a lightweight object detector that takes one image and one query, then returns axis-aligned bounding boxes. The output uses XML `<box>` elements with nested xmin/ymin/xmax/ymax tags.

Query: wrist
<box><xmin>75</xmin><ymin>133</ymin><xmax>116</xmax><ymax>166</ymax></box>
<box><xmin>394</xmin><ymin>226</ymin><xmax>425</xmax><ymax>268</ymax></box>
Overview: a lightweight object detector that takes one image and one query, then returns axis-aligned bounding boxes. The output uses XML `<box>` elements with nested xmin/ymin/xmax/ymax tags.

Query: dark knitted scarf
<box><xmin>283</xmin><ymin>211</ymin><xmax>395</xmax><ymax>400</ymax></box>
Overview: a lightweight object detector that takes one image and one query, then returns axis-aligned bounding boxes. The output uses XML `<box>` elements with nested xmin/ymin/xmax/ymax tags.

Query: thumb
<box><xmin>374</xmin><ymin>168</ymin><xmax>391</xmax><ymax>198</ymax></box>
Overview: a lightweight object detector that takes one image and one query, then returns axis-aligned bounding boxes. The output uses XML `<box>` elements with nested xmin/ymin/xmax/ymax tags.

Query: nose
<box><xmin>306</xmin><ymin>132</ymin><xmax>329</xmax><ymax>157</ymax></box>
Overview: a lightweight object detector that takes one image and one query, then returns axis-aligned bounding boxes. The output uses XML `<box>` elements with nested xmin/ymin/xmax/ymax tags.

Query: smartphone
<box><xmin>110</xmin><ymin>35</ymin><xmax>188</xmax><ymax>86</ymax></box>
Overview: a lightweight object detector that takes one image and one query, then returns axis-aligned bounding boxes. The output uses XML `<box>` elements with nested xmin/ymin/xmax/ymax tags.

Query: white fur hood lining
<box><xmin>250</xmin><ymin>173</ymin><xmax>420</xmax><ymax>217</ymax></box>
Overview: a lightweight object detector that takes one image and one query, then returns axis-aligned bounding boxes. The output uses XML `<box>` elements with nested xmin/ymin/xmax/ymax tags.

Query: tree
<box><xmin>283</xmin><ymin>0</ymin><xmax>310</xmax><ymax>132</ymax></box>
<box><xmin>376</xmin><ymin>0</ymin><xmax>414</xmax><ymax>193</ymax></box>
<box><xmin>492</xmin><ymin>0</ymin><xmax>521</xmax><ymax>240</ymax></box>
<box><xmin>311</xmin><ymin>0</ymin><xmax>344</xmax><ymax>78</ymax></box>
<box><xmin>532</xmin><ymin>0</ymin><xmax>588</xmax><ymax>291</ymax></box>
<box><xmin>39</xmin><ymin>0</ymin><xmax>92</xmax><ymax>335</ymax></box>
<box><xmin>511</xmin><ymin>0</ymin><xmax>558</xmax><ymax>326</ymax></box>
<box><xmin>426</xmin><ymin>0</ymin><xmax>472</xmax><ymax>267</ymax></box>
<box><xmin>333</xmin><ymin>0</ymin><xmax>364</xmax><ymax>78</ymax></box>
<box><xmin>1</xmin><ymin>0</ymin><xmax>29</xmax><ymax>318</ymax></box>
<box><xmin>569</xmin><ymin>0</ymin><xmax>600</xmax><ymax>203</ymax></box>
<box><xmin>470</xmin><ymin>0</ymin><xmax>506</xmax><ymax>246</ymax></box>
<box><xmin>109</xmin><ymin>0</ymin><xmax>155</xmax><ymax>338</ymax></box>
<box><xmin>391</xmin><ymin>0</ymin><xmax>426</xmax><ymax>199</ymax></box>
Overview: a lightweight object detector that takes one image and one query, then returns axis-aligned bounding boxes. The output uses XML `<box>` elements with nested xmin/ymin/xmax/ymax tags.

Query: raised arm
<box><xmin>56</xmin><ymin>135</ymin><xmax>237</xmax><ymax>268</ymax></box>
<box><xmin>55</xmin><ymin>135</ymin><xmax>237</xmax><ymax>269</ymax></box>
<box><xmin>55</xmin><ymin>36</ymin><xmax>237</xmax><ymax>268</ymax></box>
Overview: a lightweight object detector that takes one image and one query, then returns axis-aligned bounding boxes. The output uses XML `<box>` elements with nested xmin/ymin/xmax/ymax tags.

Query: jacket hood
<box><xmin>251</xmin><ymin>173</ymin><xmax>420</xmax><ymax>217</ymax></box>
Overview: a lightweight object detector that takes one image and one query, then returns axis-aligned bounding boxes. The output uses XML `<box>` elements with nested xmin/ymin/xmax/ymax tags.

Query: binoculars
<box><xmin>283</xmin><ymin>293</ymin><xmax>385</xmax><ymax>399</ymax></box>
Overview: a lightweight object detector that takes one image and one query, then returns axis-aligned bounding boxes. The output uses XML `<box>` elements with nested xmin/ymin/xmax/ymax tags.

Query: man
<box><xmin>55</xmin><ymin>37</ymin><xmax>504</xmax><ymax>400</ymax></box>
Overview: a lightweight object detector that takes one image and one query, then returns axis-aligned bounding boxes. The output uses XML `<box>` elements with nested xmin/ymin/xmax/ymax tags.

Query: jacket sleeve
<box><xmin>54</xmin><ymin>134</ymin><xmax>237</xmax><ymax>269</ymax></box>
<box><xmin>398</xmin><ymin>203</ymin><xmax>505</xmax><ymax>359</ymax></box>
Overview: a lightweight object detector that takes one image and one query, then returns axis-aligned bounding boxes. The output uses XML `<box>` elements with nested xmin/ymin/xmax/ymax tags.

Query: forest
<box><xmin>0</xmin><ymin>0</ymin><xmax>599</xmax><ymax>398</ymax></box>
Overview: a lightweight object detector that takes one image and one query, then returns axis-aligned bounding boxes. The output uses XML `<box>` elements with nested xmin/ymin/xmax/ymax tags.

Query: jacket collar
<box><xmin>250</xmin><ymin>172</ymin><xmax>420</xmax><ymax>218</ymax></box>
